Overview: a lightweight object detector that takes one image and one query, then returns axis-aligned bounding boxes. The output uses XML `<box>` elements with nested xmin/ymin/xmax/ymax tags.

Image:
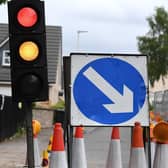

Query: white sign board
<box><xmin>70</xmin><ymin>53</ymin><xmax>149</xmax><ymax>126</ymax></box>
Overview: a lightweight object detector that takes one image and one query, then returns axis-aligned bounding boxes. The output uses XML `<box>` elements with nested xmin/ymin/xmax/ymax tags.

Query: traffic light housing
<box><xmin>8</xmin><ymin>0</ymin><xmax>48</xmax><ymax>101</ymax></box>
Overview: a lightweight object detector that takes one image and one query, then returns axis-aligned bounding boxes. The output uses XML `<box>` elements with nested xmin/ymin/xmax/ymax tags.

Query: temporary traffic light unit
<box><xmin>8</xmin><ymin>0</ymin><xmax>48</xmax><ymax>101</ymax></box>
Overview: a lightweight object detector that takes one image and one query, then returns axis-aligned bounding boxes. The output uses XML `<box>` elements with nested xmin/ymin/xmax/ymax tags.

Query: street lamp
<box><xmin>77</xmin><ymin>30</ymin><xmax>88</xmax><ymax>50</ymax></box>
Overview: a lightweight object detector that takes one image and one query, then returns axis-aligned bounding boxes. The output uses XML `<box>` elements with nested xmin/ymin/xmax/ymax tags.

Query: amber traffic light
<box><xmin>19</xmin><ymin>41</ymin><xmax>39</xmax><ymax>61</ymax></box>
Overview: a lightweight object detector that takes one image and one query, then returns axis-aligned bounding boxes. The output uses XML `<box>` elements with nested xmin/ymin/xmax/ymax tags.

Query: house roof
<box><xmin>0</xmin><ymin>23</ymin><xmax>62</xmax><ymax>83</ymax></box>
<box><xmin>0</xmin><ymin>37</ymin><xmax>9</xmax><ymax>48</ymax></box>
<box><xmin>0</xmin><ymin>24</ymin><xmax>9</xmax><ymax>44</ymax></box>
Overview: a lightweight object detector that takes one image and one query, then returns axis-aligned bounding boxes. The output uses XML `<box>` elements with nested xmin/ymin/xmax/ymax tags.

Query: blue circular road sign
<box><xmin>73</xmin><ymin>57</ymin><xmax>146</xmax><ymax>124</ymax></box>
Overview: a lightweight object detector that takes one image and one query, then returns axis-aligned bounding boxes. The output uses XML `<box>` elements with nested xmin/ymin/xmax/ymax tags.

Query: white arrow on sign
<box><xmin>83</xmin><ymin>67</ymin><xmax>134</xmax><ymax>113</ymax></box>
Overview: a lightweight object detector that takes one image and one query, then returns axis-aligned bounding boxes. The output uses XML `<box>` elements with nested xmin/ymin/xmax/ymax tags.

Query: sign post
<box><xmin>23</xmin><ymin>102</ymin><xmax>34</xmax><ymax>168</ymax></box>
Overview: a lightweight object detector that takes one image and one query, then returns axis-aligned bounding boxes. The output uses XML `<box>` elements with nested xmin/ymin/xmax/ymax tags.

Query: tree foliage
<box><xmin>0</xmin><ymin>0</ymin><xmax>7</xmax><ymax>5</ymax></box>
<box><xmin>137</xmin><ymin>7</ymin><xmax>168</xmax><ymax>86</ymax></box>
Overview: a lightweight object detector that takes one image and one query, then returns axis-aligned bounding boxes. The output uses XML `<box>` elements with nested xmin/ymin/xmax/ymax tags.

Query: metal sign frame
<box><xmin>69</xmin><ymin>53</ymin><xmax>149</xmax><ymax>126</ymax></box>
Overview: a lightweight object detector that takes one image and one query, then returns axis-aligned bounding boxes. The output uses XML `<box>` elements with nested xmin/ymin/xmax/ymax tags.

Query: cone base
<box><xmin>34</xmin><ymin>137</ymin><xmax>41</xmax><ymax>167</ymax></box>
<box><xmin>49</xmin><ymin>151</ymin><xmax>68</xmax><ymax>168</ymax></box>
<box><xmin>72</xmin><ymin>138</ymin><xmax>87</xmax><ymax>168</ymax></box>
<box><xmin>129</xmin><ymin>148</ymin><xmax>147</xmax><ymax>168</ymax></box>
<box><xmin>153</xmin><ymin>143</ymin><xmax>168</xmax><ymax>168</ymax></box>
<box><xmin>106</xmin><ymin>139</ymin><xmax>122</xmax><ymax>168</ymax></box>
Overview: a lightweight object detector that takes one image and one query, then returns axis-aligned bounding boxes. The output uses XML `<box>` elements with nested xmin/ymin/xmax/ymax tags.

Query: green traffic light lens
<box><xmin>19</xmin><ymin>74</ymin><xmax>42</xmax><ymax>97</ymax></box>
<box><xmin>17</xmin><ymin>7</ymin><xmax>38</xmax><ymax>27</ymax></box>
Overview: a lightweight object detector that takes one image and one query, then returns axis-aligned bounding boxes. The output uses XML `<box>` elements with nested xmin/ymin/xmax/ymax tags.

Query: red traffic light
<box><xmin>17</xmin><ymin>7</ymin><xmax>38</xmax><ymax>27</ymax></box>
<box><xmin>8</xmin><ymin>0</ymin><xmax>48</xmax><ymax>101</ymax></box>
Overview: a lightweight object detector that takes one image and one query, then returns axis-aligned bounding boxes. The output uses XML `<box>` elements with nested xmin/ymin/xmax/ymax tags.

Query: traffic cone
<box><xmin>153</xmin><ymin>122</ymin><xmax>168</xmax><ymax>168</ymax></box>
<box><xmin>33</xmin><ymin>120</ymin><xmax>42</xmax><ymax>168</ymax></box>
<box><xmin>24</xmin><ymin>120</ymin><xmax>41</xmax><ymax>167</ymax></box>
<box><xmin>153</xmin><ymin>141</ymin><xmax>168</xmax><ymax>168</ymax></box>
<box><xmin>145</xmin><ymin>139</ymin><xmax>156</xmax><ymax>168</ymax></box>
<box><xmin>106</xmin><ymin>127</ymin><xmax>122</xmax><ymax>168</ymax></box>
<box><xmin>145</xmin><ymin>123</ymin><xmax>156</xmax><ymax>168</ymax></box>
<box><xmin>49</xmin><ymin>123</ymin><xmax>68</xmax><ymax>168</ymax></box>
<box><xmin>72</xmin><ymin>126</ymin><xmax>87</xmax><ymax>168</ymax></box>
<box><xmin>41</xmin><ymin>150</ymin><xmax>49</xmax><ymax>168</ymax></box>
<box><xmin>128</xmin><ymin>122</ymin><xmax>147</xmax><ymax>168</ymax></box>
<box><xmin>150</xmin><ymin>123</ymin><xmax>156</xmax><ymax>166</ymax></box>
<box><xmin>34</xmin><ymin>135</ymin><xmax>42</xmax><ymax>167</ymax></box>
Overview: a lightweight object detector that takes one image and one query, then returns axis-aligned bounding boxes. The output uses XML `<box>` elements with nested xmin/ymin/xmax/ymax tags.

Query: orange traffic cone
<box><xmin>72</xmin><ymin>126</ymin><xmax>87</xmax><ymax>168</ymax></box>
<box><xmin>128</xmin><ymin>122</ymin><xmax>147</xmax><ymax>168</ymax></box>
<box><xmin>49</xmin><ymin>123</ymin><xmax>68</xmax><ymax>168</ymax></box>
<box><xmin>153</xmin><ymin>141</ymin><xmax>168</xmax><ymax>168</ymax></box>
<box><xmin>41</xmin><ymin>150</ymin><xmax>49</xmax><ymax>168</ymax></box>
<box><xmin>106</xmin><ymin>127</ymin><xmax>122</xmax><ymax>168</ymax></box>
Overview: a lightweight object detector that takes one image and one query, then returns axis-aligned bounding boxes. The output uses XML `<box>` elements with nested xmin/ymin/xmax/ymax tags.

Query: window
<box><xmin>2</xmin><ymin>50</ymin><xmax>10</xmax><ymax>66</ymax></box>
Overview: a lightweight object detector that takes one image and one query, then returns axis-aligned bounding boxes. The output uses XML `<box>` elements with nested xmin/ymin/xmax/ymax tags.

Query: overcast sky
<box><xmin>1</xmin><ymin>0</ymin><xmax>168</xmax><ymax>55</ymax></box>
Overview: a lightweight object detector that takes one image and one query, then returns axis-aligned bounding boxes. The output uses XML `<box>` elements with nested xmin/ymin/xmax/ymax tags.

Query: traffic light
<box><xmin>8</xmin><ymin>0</ymin><xmax>48</xmax><ymax>101</ymax></box>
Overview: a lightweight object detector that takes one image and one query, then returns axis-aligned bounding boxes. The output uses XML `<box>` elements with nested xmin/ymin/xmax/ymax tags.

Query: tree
<box><xmin>0</xmin><ymin>0</ymin><xmax>7</xmax><ymax>5</ymax></box>
<box><xmin>137</xmin><ymin>7</ymin><xmax>168</xmax><ymax>86</ymax></box>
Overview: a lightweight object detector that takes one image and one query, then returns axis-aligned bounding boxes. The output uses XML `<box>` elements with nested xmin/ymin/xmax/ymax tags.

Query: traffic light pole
<box><xmin>23</xmin><ymin>101</ymin><xmax>35</xmax><ymax>168</ymax></box>
<box><xmin>8</xmin><ymin>0</ymin><xmax>47</xmax><ymax>166</ymax></box>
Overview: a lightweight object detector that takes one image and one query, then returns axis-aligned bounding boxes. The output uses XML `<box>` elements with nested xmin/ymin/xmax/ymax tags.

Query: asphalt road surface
<box><xmin>0</xmin><ymin>127</ymin><xmax>132</xmax><ymax>168</ymax></box>
<box><xmin>85</xmin><ymin>127</ymin><xmax>131</xmax><ymax>168</ymax></box>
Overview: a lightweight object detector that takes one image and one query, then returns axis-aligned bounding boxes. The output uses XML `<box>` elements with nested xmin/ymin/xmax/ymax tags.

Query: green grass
<box><xmin>9</xmin><ymin>127</ymin><xmax>26</xmax><ymax>140</ymax></box>
<box><xmin>51</xmin><ymin>99</ymin><xmax>65</xmax><ymax>110</ymax></box>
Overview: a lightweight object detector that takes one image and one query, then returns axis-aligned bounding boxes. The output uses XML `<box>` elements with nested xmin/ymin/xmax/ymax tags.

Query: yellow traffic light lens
<box><xmin>17</xmin><ymin>7</ymin><xmax>38</xmax><ymax>27</ymax></box>
<box><xmin>19</xmin><ymin>41</ymin><xmax>39</xmax><ymax>61</ymax></box>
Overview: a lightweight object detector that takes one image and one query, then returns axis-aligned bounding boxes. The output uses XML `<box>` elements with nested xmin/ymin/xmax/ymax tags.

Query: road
<box><xmin>85</xmin><ymin>127</ymin><xmax>131</xmax><ymax>168</ymax></box>
<box><xmin>0</xmin><ymin>127</ymin><xmax>132</xmax><ymax>168</ymax></box>
<box><xmin>0</xmin><ymin>128</ymin><xmax>53</xmax><ymax>168</ymax></box>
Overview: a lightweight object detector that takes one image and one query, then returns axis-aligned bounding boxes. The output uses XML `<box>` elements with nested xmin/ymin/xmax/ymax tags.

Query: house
<box><xmin>149</xmin><ymin>76</ymin><xmax>168</xmax><ymax>106</ymax></box>
<box><xmin>0</xmin><ymin>23</ymin><xmax>62</xmax><ymax>105</ymax></box>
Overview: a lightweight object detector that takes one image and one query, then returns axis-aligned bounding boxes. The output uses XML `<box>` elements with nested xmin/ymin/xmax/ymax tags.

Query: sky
<box><xmin>0</xmin><ymin>0</ymin><xmax>168</xmax><ymax>55</ymax></box>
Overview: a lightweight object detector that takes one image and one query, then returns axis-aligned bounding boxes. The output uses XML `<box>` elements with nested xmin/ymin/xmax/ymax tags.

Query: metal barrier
<box><xmin>153</xmin><ymin>91</ymin><xmax>164</xmax><ymax>113</ymax></box>
<box><xmin>153</xmin><ymin>90</ymin><xmax>168</xmax><ymax>121</ymax></box>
